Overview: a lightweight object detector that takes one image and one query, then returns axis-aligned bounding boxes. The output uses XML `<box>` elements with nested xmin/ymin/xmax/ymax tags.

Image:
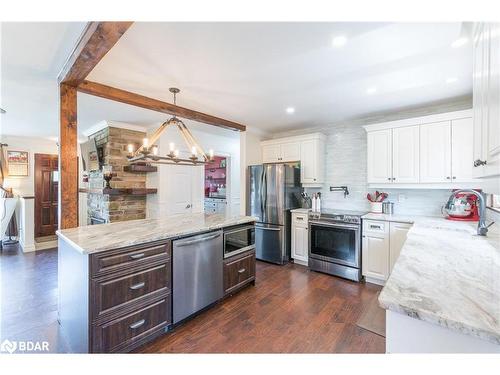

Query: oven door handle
<box><xmin>255</xmin><ymin>225</ymin><xmax>281</xmax><ymax>231</ymax></box>
<box><xmin>309</xmin><ymin>221</ymin><xmax>360</xmax><ymax>230</ymax></box>
<box><xmin>224</xmin><ymin>225</ymin><xmax>256</xmax><ymax>236</ymax></box>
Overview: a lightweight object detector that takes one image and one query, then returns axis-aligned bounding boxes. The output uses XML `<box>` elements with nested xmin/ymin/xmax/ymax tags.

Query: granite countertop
<box><xmin>378</xmin><ymin>216</ymin><xmax>500</xmax><ymax>345</ymax></box>
<box><xmin>56</xmin><ymin>213</ymin><xmax>256</xmax><ymax>255</ymax></box>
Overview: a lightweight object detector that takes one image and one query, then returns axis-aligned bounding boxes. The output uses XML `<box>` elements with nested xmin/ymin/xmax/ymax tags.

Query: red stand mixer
<box><xmin>443</xmin><ymin>189</ymin><xmax>481</xmax><ymax>221</ymax></box>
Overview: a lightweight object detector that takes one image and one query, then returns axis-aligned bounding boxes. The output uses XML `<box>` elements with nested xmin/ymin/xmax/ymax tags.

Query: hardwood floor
<box><xmin>0</xmin><ymin>244</ymin><xmax>70</xmax><ymax>353</ymax></box>
<box><xmin>136</xmin><ymin>261</ymin><xmax>385</xmax><ymax>353</ymax></box>
<box><xmin>1</xmin><ymin>244</ymin><xmax>385</xmax><ymax>354</ymax></box>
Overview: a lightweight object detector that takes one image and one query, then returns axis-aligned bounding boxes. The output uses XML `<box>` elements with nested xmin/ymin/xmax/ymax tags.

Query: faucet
<box><xmin>448</xmin><ymin>189</ymin><xmax>489</xmax><ymax>236</ymax></box>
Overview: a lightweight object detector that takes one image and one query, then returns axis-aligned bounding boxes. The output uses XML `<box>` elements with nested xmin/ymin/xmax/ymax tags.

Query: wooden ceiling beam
<box><xmin>58</xmin><ymin>22</ymin><xmax>133</xmax><ymax>86</ymax></box>
<box><xmin>77</xmin><ymin>80</ymin><xmax>246</xmax><ymax>132</ymax></box>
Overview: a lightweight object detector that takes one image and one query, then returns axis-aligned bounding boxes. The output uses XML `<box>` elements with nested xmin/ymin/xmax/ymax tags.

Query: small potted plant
<box><xmin>367</xmin><ymin>191</ymin><xmax>388</xmax><ymax>213</ymax></box>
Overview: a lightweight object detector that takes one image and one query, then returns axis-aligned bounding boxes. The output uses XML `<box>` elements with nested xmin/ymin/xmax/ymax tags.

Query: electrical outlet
<box><xmin>398</xmin><ymin>194</ymin><xmax>406</xmax><ymax>203</ymax></box>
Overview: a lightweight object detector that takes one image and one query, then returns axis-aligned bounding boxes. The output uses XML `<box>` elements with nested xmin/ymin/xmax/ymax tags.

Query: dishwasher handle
<box><xmin>175</xmin><ymin>232</ymin><xmax>222</xmax><ymax>247</ymax></box>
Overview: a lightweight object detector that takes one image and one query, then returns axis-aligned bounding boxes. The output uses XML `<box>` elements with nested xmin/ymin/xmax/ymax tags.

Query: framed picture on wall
<box><xmin>7</xmin><ymin>150</ymin><xmax>29</xmax><ymax>177</ymax></box>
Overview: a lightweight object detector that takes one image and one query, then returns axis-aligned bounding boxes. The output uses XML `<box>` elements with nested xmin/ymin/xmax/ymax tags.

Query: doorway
<box><xmin>34</xmin><ymin>153</ymin><xmax>59</xmax><ymax>240</ymax></box>
<box><xmin>204</xmin><ymin>155</ymin><xmax>230</xmax><ymax>215</ymax></box>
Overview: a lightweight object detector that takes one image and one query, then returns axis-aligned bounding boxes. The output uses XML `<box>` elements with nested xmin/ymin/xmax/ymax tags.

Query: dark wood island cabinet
<box><xmin>57</xmin><ymin>214</ymin><xmax>256</xmax><ymax>353</ymax></box>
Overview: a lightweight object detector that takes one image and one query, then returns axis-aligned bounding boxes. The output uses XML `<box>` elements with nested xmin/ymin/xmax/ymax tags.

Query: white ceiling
<box><xmin>1</xmin><ymin>22</ymin><xmax>472</xmax><ymax>138</ymax></box>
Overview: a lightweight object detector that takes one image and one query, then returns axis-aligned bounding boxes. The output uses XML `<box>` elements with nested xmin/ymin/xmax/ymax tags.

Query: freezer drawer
<box><xmin>172</xmin><ymin>231</ymin><xmax>223</xmax><ymax>324</ymax></box>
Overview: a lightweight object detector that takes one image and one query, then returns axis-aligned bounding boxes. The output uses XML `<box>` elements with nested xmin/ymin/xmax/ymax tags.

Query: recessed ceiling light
<box><xmin>332</xmin><ymin>36</ymin><xmax>347</xmax><ymax>47</ymax></box>
<box><xmin>451</xmin><ymin>37</ymin><xmax>468</xmax><ymax>48</ymax></box>
<box><xmin>446</xmin><ymin>77</ymin><xmax>458</xmax><ymax>84</ymax></box>
<box><xmin>366</xmin><ymin>87</ymin><xmax>377</xmax><ymax>95</ymax></box>
<box><xmin>286</xmin><ymin>107</ymin><xmax>295</xmax><ymax>114</ymax></box>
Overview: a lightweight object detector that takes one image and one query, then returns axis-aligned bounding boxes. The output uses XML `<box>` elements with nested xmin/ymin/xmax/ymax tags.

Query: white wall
<box><xmin>1</xmin><ymin>134</ymin><xmax>58</xmax><ymax>196</ymax></box>
<box><xmin>146</xmin><ymin>126</ymin><xmax>242</xmax><ymax>217</ymax></box>
<box><xmin>239</xmin><ymin>130</ymin><xmax>264</xmax><ymax>215</ymax></box>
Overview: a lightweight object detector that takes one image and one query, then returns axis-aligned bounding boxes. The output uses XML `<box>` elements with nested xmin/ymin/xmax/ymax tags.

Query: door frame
<box><xmin>34</xmin><ymin>153</ymin><xmax>59</xmax><ymax>239</ymax></box>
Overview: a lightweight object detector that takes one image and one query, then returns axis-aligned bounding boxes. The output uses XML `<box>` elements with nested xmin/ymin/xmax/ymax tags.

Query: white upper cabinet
<box><xmin>451</xmin><ymin>118</ymin><xmax>474</xmax><ymax>182</ymax></box>
<box><xmin>367</xmin><ymin>129</ymin><xmax>392</xmax><ymax>183</ymax></box>
<box><xmin>392</xmin><ymin>126</ymin><xmax>420</xmax><ymax>183</ymax></box>
<box><xmin>280</xmin><ymin>142</ymin><xmax>301</xmax><ymax>162</ymax></box>
<box><xmin>262</xmin><ymin>141</ymin><xmax>300</xmax><ymax>163</ymax></box>
<box><xmin>364</xmin><ymin>109</ymin><xmax>474</xmax><ymax>187</ymax></box>
<box><xmin>262</xmin><ymin>144</ymin><xmax>282</xmax><ymax>163</ymax></box>
<box><xmin>261</xmin><ymin>133</ymin><xmax>325</xmax><ymax>186</ymax></box>
<box><xmin>420</xmin><ymin>121</ymin><xmax>452</xmax><ymax>183</ymax></box>
<box><xmin>472</xmin><ymin>22</ymin><xmax>500</xmax><ymax>178</ymax></box>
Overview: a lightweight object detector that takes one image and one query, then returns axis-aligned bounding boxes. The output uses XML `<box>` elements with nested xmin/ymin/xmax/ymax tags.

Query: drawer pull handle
<box><xmin>129</xmin><ymin>319</ymin><xmax>146</xmax><ymax>330</ymax></box>
<box><xmin>370</xmin><ymin>225</ymin><xmax>381</xmax><ymax>229</ymax></box>
<box><xmin>129</xmin><ymin>253</ymin><xmax>145</xmax><ymax>260</ymax></box>
<box><xmin>129</xmin><ymin>282</ymin><xmax>146</xmax><ymax>290</ymax></box>
<box><xmin>296</xmin><ymin>217</ymin><xmax>303</xmax><ymax>220</ymax></box>
<box><xmin>238</xmin><ymin>268</ymin><xmax>246</xmax><ymax>274</ymax></box>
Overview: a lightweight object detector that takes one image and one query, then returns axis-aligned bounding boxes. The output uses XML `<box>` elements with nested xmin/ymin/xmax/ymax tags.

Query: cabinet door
<box><xmin>487</xmin><ymin>23</ymin><xmax>500</xmax><ymax>169</ymax></box>
<box><xmin>280</xmin><ymin>142</ymin><xmax>301</xmax><ymax>162</ymax></box>
<box><xmin>291</xmin><ymin>225</ymin><xmax>308</xmax><ymax>263</ymax></box>
<box><xmin>362</xmin><ymin>233</ymin><xmax>389</xmax><ymax>281</ymax></box>
<box><xmin>451</xmin><ymin>118</ymin><xmax>474</xmax><ymax>182</ymax></box>
<box><xmin>392</xmin><ymin>126</ymin><xmax>420</xmax><ymax>183</ymax></box>
<box><xmin>367</xmin><ymin>129</ymin><xmax>392</xmax><ymax>183</ymax></box>
<box><xmin>262</xmin><ymin>144</ymin><xmax>281</xmax><ymax>163</ymax></box>
<box><xmin>389</xmin><ymin>222</ymin><xmax>412</xmax><ymax>273</ymax></box>
<box><xmin>300</xmin><ymin>139</ymin><xmax>318</xmax><ymax>183</ymax></box>
<box><xmin>420</xmin><ymin>121</ymin><xmax>452</xmax><ymax>183</ymax></box>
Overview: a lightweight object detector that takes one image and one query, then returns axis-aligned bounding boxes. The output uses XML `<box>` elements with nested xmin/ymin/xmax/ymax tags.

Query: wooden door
<box><xmin>392</xmin><ymin>125</ymin><xmax>420</xmax><ymax>183</ymax></box>
<box><xmin>35</xmin><ymin>154</ymin><xmax>59</xmax><ymax>238</ymax></box>
<box><xmin>367</xmin><ymin>129</ymin><xmax>392</xmax><ymax>183</ymax></box>
<box><xmin>420</xmin><ymin>121</ymin><xmax>452</xmax><ymax>183</ymax></box>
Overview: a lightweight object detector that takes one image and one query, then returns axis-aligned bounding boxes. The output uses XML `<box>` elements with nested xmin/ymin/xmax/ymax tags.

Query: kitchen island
<box><xmin>377</xmin><ymin>215</ymin><xmax>500</xmax><ymax>353</ymax></box>
<box><xmin>56</xmin><ymin>213</ymin><xmax>256</xmax><ymax>353</ymax></box>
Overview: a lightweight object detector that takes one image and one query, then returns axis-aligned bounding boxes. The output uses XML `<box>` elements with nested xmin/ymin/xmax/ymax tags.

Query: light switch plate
<box><xmin>398</xmin><ymin>194</ymin><xmax>406</xmax><ymax>203</ymax></box>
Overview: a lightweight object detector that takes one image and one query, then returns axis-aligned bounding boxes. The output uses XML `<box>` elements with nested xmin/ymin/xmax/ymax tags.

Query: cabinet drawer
<box><xmin>363</xmin><ymin>220</ymin><xmax>388</xmax><ymax>235</ymax></box>
<box><xmin>293</xmin><ymin>213</ymin><xmax>308</xmax><ymax>227</ymax></box>
<box><xmin>91</xmin><ymin>241</ymin><xmax>170</xmax><ymax>277</ymax></box>
<box><xmin>223</xmin><ymin>251</ymin><xmax>255</xmax><ymax>295</ymax></box>
<box><xmin>91</xmin><ymin>263</ymin><xmax>171</xmax><ymax>320</ymax></box>
<box><xmin>92</xmin><ymin>297</ymin><xmax>170</xmax><ymax>353</ymax></box>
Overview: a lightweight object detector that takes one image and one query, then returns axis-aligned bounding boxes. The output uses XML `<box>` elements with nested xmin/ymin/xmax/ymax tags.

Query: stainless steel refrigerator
<box><xmin>247</xmin><ymin>163</ymin><xmax>302</xmax><ymax>264</ymax></box>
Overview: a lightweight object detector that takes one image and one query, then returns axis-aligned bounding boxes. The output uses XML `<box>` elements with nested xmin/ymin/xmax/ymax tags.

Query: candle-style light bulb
<box><xmin>142</xmin><ymin>138</ymin><xmax>149</xmax><ymax>148</ymax></box>
<box><xmin>127</xmin><ymin>144</ymin><xmax>134</xmax><ymax>154</ymax></box>
<box><xmin>191</xmin><ymin>146</ymin><xmax>197</xmax><ymax>156</ymax></box>
<box><xmin>209</xmin><ymin>149</ymin><xmax>214</xmax><ymax>160</ymax></box>
<box><xmin>169</xmin><ymin>142</ymin><xmax>175</xmax><ymax>152</ymax></box>
<box><xmin>174</xmin><ymin>149</ymin><xmax>180</xmax><ymax>158</ymax></box>
<box><xmin>152</xmin><ymin>146</ymin><xmax>158</xmax><ymax>156</ymax></box>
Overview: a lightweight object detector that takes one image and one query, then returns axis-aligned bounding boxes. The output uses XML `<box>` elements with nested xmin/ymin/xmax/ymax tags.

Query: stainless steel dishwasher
<box><xmin>172</xmin><ymin>230</ymin><xmax>223</xmax><ymax>324</ymax></box>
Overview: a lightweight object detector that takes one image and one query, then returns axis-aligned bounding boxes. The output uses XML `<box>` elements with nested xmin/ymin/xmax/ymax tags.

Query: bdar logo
<box><xmin>1</xmin><ymin>339</ymin><xmax>17</xmax><ymax>354</ymax></box>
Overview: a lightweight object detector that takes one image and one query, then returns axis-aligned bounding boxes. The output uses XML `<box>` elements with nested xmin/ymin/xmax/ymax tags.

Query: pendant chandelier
<box><xmin>127</xmin><ymin>88</ymin><xmax>214</xmax><ymax>166</ymax></box>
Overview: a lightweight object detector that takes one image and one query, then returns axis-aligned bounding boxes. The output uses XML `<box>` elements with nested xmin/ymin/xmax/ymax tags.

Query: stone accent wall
<box><xmin>87</xmin><ymin>126</ymin><xmax>149</xmax><ymax>223</ymax></box>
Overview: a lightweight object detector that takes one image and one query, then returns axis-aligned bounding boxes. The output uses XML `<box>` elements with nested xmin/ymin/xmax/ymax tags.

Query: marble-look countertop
<box><xmin>361</xmin><ymin>212</ymin><xmax>431</xmax><ymax>223</ymax></box>
<box><xmin>378</xmin><ymin>216</ymin><xmax>500</xmax><ymax>345</ymax></box>
<box><xmin>291</xmin><ymin>208</ymin><xmax>311</xmax><ymax>214</ymax></box>
<box><xmin>56</xmin><ymin>213</ymin><xmax>256</xmax><ymax>254</ymax></box>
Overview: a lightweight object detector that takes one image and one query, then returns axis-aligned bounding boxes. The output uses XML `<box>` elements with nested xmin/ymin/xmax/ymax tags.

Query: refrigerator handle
<box><xmin>260</xmin><ymin>168</ymin><xmax>265</xmax><ymax>216</ymax></box>
<box><xmin>262</xmin><ymin>167</ymin><xmax>267</xmax><ymax>217</ymax></box>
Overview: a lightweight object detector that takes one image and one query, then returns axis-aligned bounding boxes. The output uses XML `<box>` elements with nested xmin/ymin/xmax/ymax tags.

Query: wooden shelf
<box><xmin>79</xmin><ymin>188</ymin><xmax>157</xmax><ymax>196</ymax></box>
<box><xmin>123</xmin><ymin>164</ymin><xmax>158</xmax><ymax>173</ymax></box>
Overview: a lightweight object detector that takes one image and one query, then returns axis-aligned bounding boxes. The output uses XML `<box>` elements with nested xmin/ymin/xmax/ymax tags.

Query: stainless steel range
<box><xmin>308</xmin><ymin>209</ymin><xmax>367</xmax><ymax>282</ymax></box>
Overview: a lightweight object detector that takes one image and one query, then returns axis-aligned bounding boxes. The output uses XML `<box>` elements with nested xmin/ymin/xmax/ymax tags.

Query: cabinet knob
<box><xmin>392</xmin><ymin>177</ymin><xmax>396</xmax><ymax>181</ymax></box>
<box><xmin>387</xmin><ymin>178</ymin><xmax>391</xmax><ymax>181</ymax></box>
<box><xmin>474</xmin><ymin>159</ymin><xmax>487</xmax><ymax>167</ymax></box>
<box><xmin>446</xmin><ymin>176</ymin><xmax>451</xmax><ymax>180</ymax></box>
<box><xmin>452</xmin><ymin>176</ymin><xmax>456</xmax><ymax>180</ymax></box>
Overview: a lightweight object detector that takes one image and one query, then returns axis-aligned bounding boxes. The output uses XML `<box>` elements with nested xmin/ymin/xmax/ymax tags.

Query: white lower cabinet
<box><xmin>389</xmin><ymin>222</ymin><xmax>412</xmax><ymax>271</ymax></box>
<box><xmin>291</xmin><ymin>212</ymin><xmax>309</xmax><ymax>265</ymax></box>
<box><xmin>362</xmin><ymin>220</ymin><xmax>412</xmax><ymax>285</ymax></box>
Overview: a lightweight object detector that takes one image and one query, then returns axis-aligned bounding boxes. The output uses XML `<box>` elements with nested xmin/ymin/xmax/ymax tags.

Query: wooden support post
<box><xmin>59</xmin><ymin>83</ymin><xmax>78</xmax><ymax>229</ymax></box>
